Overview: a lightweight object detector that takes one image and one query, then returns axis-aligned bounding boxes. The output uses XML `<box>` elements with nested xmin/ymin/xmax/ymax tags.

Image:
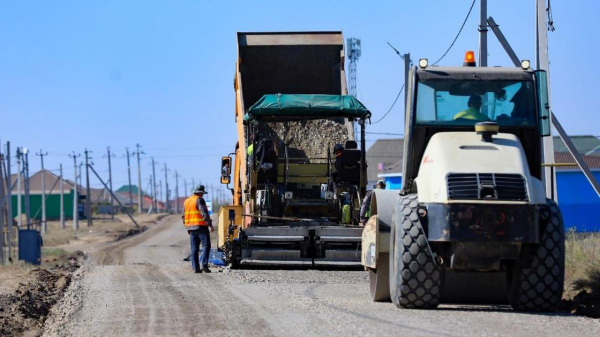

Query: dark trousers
<box><xmin>189</xmin><ymin>227</ymin><xmax>211</xmax><ymax>271</ymax></box>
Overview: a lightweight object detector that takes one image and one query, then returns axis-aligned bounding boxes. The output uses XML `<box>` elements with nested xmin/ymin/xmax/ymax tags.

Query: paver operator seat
<box><xmin>337</xmin><ymin>140</ymin><xmax>361</xmax><ymax>185</ymax></box>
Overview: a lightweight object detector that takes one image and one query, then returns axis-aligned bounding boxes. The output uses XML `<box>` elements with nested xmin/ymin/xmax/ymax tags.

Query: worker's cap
<box><xmin>333</xmin><ymin>144</ymin><xmax>345</xmax><ymax>153</ymax></box>
<box><xmin>376</xmin><ymin>180</ymin><xmax>386</xmax><ymax>188</ymax></box>
<box><xmin>193</xmin><ymin>185</ymin><xmax>208</xmax><ymax>194</ymax></box>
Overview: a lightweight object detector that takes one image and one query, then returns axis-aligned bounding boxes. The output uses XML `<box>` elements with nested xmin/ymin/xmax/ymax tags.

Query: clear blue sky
<box><xmin>1</xmin><ymin>0</ymin><xmax>598</xmax><ymax>199</ymax></box>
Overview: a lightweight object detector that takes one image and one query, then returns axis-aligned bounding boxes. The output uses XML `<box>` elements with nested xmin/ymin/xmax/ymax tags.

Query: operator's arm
<box><xmin>198</xmin><ymin>198</ymin><xmax>213</xmax><ymax>227</ymax></box>
<box><xmin>360</xmin><ymin>191</ymin><xmax>373</xmax><ymax>221</ymax></box>
<box><xmin>181</xmin><ymin>201</ymin><xmax>185</xmax><ymax>224</ymax></box>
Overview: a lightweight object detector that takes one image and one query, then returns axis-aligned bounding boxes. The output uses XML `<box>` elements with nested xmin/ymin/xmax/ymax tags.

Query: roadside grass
<box><xmin>563</xmin><ymin>228</ymin><xmax>600</xmax><ymax>317</ymax></box>
<box><xmin>564</xmin><ymin>228</ymin><xmax>600</xmax><ymax>298</ymax></box>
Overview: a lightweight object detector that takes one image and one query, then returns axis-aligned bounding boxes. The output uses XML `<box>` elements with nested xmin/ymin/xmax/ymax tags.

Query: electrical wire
<box><xmin>365</xmin><ymin>132</ymin><xmax>404</xmax><ymax>136</ymax></box>
<box><xmin>371</xmin><ymin>84</ymin><xmax>404</xmax><ymax>125</ymax></box>
<box><xmin>547</xmin><ymin>0</ymin><xmax>555</xmax><ymax>32</ymax></box>
<box><xmin>432</xmin><ymin>0</ymin><xmax>476</xmax><ymax>66</ymax></box>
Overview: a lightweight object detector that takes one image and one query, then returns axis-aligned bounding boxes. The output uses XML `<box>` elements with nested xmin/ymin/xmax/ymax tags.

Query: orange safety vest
<box><xmin>183</xmin><ymin>195</ymin><xmax>207</xmax><ymax>229</ymax></box>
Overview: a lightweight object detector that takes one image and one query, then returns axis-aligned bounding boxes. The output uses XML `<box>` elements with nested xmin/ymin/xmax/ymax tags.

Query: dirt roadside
<box><xmin>0</xmin><ymin>267</ymin><xmax>73</xmax><ymax>337</ymax></box>
<box><xmin>0</xmin><ymin>213</ymin><xmax>170</xmax><ymax>336</ymax></box>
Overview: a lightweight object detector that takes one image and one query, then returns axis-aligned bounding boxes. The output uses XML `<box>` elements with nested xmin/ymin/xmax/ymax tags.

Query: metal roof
<box><xmin>553</xmin><ymin>135</ymin><xmax>600</xmax><ymax>155</ymax></box>
<box><xmin>554</xmin><ymin>152</ymin><xmax>600</xmax><ymax>171</ymax></box>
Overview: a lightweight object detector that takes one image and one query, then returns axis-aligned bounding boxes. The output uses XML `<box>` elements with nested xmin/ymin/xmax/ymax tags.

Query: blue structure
<box><xmin>556</xmin><ymin>170</ymin><xmax>600</xmax><ymax>232</ymax></box>
<box><xmin>379</xmin><ymin>174</ymin><xmax>402</xmax><ymax>190</ymax></box>
<box><xmin>18</xmin><ymin>229</ymin><xmax>42</xmax><ymax>265</ymax></box>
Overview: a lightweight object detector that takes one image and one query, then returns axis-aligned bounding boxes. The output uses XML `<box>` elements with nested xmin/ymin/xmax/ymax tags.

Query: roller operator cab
<box><xmin>362</xmin><ymin>53</ymin><xmax>565</xmax><ymax>312</ymax></box>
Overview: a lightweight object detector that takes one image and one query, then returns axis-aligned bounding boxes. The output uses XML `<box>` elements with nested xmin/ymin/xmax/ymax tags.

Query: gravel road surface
<box><xmin>43</xmin><ymin>215</ymin><xmax>600</xmax><ymax>336</ymax></box>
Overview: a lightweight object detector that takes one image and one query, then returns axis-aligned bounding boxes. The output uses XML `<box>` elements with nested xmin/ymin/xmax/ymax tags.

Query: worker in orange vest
<box><xmin>182</xmin><ymin>185</ymin><xmax>214</xmax><ymax>273</ymax></box>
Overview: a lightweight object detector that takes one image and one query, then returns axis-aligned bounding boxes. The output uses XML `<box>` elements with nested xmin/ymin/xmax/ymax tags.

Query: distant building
<box><xmin>8</xmin><ymin>172</ymin><xmax>164</xmax><ymax>220</ymax></box>
<box><xmin>366</xmin><ymin>138</ymin><xmax>403</xmax><ymax>188</ymax></box>
<box><xmin>553</xmin><ymin>135</ymin><xmax>600</xmax><ymax>155</ymax></box>
<box><xmin>10</xmin><ymin>170</ymin><xmax>78</xmax><ymax>220</ymax></box>
<box><xmin>554</xmin><ymin>152</ymin><xmax>600</xmax><ymax>232</ymax></box>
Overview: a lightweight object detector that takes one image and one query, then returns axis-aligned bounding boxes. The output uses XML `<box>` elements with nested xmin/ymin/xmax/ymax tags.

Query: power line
<box><xmin>365</xmin><ymin>132</ymin><xmax>404</xmax><ymax>136</ymax></box>
<box><xmin>371</xmin><ymin>84</ymin><xmax>404</xmax><ymax>124</ymax></box>
<box><xmin>432</xmin><ymin>0</ymin><xmax>477</xmax><ymax>66</ymax></box>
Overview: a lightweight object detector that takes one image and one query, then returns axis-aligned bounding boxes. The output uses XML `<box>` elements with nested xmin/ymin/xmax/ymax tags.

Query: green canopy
<box><xmin>245</xmin><ymin>94</ymin><xmax>371</xmax><ymax>121</ymax></box>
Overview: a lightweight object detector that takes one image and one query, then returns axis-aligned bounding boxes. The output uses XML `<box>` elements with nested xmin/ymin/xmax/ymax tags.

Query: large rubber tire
<box><xmin>369</xmin><ymin>253</ymin><xmax>390</xmax><ymax>302</ymax></box>
<box><xmin>509</xmin><ymin>199</ymin><xmax>565</xmax><ymax>311</ymax></box>
<box><xmin>389</xmin><ymin>194</ymin><xmax>442</xmax><ymax>309</ymax></box>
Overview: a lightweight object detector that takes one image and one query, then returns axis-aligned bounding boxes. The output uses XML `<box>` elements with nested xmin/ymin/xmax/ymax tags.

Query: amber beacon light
<box><xmin>463</xmin><ymin>51</ymin><xmax>476</xmax><ymax>67</ymax></box>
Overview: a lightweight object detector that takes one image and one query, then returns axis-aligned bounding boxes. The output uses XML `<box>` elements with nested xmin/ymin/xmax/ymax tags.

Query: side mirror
<box><xmin>535</xmin><ymin>70</ymin><xmax>551</xmax><ymax>137</ymax></box>
<box><xmin>221</xmin><ymin>156</ymin><xmax>232</xmax><ymax>184</ymax></box>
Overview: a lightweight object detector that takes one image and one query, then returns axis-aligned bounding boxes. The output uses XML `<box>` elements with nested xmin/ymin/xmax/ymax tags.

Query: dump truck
<box><xmin>218</xmin><ymin>32</ymin><xmax>372</xmax><ymax>267</ymax></box>
<box><xmin>363</xmin><ymin>53</ymin><xmax>565</xmax><ymax>311</ymax></box>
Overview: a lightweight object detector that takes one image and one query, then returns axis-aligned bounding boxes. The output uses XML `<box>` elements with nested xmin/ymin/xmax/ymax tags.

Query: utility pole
<box><xmin>78</xmin><ymin>162</ymin><xmax>83</xmax><ymax>189</ymax></box>
<box><xmin>0</xmin><ymin>150</ymin><xmax>5</xmax><ymax>263</ymax></box>
<box><xmin>403</xmin><ymin>53</ymin><xmax>410</xmax><ymax>106</ymax></box>
<box><xmin>125</xmin><ymin>148</ymin><xmax>134</xmax><ymax>213</ymax></box>
<box><xmin>163</xmin><ymin>163</ymin><xmax>169</xmax><ymax>213</ymax></box>
<box><xmin>536</xmin><ymin>0</ymin><xmax>556</xmax><ymax>200</ymax></box>
<box><xmin>16</xmin><ymin>148</ymin><xmax>22</xmax><ymax>228</ymax></box>
<box><xmin>479</xmin><ymin>0</ymin><xmax>488</xmax><ymax>67</ymax></box>
<box><xmin>135</xmin><ymin>144</ymin><xmax>144</xmax><ymax>214</ymax></box>
<box><xmin>23</xmin><ymin>148</ymin><xmax>30</xmax><ymax>226</ymax></box>
<box><xmin>184</xmin><ymin>178</ymin><xmax>188</xmax><ymax>198</ymax></box>
<box><xmin>151</xmin><ymin>157</ymin><xmax>157</xmax><ymax>213</ymax></box>
<box><xmin>84</xmin><ymin>149</ymin><xmax>92</xmax><ymax>227</ymax></box>
<box><xmin>148</xmin><ymin>176</ymin><xmax>153</xmax><ymax>213</ymax></box>
<box><xmin>36</xmin><ymin>150</ymin><xmax>48</xmax><ymax>233</ymax></box>
<box><xmin>22</xmin><ymin>148</ymin><xmax>31</xmax><ymax>225</ymax></box>
<box><xmin>6</xmin><ymin>142</ymin><xmax>12</xmax><ymax>260</ymax></box>
<box><xmin>192</xmin><ymin>178</ymin><xmax>195</xmax><ymax>190</ymax></box>
<box><xmin>69</xmin><ymin>152</ymin><xmax>80</xmax><ymax>229</ymax></box>
<box><xmin>159</xmin><ymin>180</ymin><xmax>163</xmax><ymax>212</ymax></box>
<box><xmin>104</xmin><ymin>147</ymin><xmax>115</xmax><ymax>221</ymax></box>
<box><xmin>174</xmin><ymin>171</ymin><xmax>180</xmax><ymax>213</ymax></box>
<box><xmin>60</xmin><ymin>164</ymin><xmax>65</xmax><ymax>229</ymax></box>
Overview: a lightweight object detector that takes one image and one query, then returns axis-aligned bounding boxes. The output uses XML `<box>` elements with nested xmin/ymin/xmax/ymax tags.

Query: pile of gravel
<box><xmin>259</xmin><ymin>119</ymin><xmax>348</xmax><ymax>161</ymax></box>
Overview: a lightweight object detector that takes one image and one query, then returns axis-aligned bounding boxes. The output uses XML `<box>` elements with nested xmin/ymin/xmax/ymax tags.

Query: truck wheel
<box><xmin>369</xmin><ymin>253</ymin><xmax>390</xmax><ymax>302</ymax></box>
<box><xmin>389</xmin><ymin>194</ymin><xmax>441</xmax><ymax>309</ymax></box>
<box><xmin>509</xmin><ymin>199</ymin><xmax>565</xmax><ymax>311</ymax></box>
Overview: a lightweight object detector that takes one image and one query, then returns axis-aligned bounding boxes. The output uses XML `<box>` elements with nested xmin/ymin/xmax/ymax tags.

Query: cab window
<box><xmin>415</xmin><ymin>79</ymin><xmax>536</xmax><ymax>127</ymax></box>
